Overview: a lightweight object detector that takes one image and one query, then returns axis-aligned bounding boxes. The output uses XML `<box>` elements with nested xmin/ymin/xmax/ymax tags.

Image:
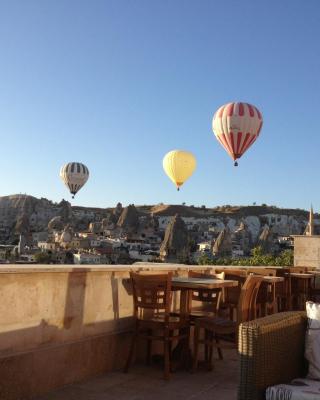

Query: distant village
<box><xmin>0</xmin><ymin>195</ymin><xmax>317</xmax><ymax>265</ymax></box>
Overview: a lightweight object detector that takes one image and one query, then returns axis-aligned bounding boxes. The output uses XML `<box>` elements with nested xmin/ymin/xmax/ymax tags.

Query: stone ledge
<box><xmin>0</xmin><ymin>330</ymin><xmax>133</xmax><ymax>400</ymax></box>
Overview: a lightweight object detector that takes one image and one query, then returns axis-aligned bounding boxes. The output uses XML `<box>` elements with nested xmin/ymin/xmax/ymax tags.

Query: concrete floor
<box><xmin>35</xmin><ymin>350</ymin><xmax>238</xmax><ymax>400</ymax></box>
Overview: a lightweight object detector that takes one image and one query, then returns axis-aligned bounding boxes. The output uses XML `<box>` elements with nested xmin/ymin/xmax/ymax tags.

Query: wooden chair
<box><xmin>220</xmin><ymin>271</ymin><xmax>248</xmax><ymax>320</ymax></box>
<box><xmin>286</xmin><ymin>267</ymin><xmax>314</xmax><ymax>310</ymax></box>
<box><xmin>187</xmin><ymin>270</ymin><xmax>225</xmax><ymax>320</ymax></box>
<box><xmin>275</xmin><ymin>268</ymin><xmax>291</xmax><ymax>312</ymax></box>
<box><xmin>124</xmin><ymin>272</ymin><xmax>189</xmax><ymax>379</ymax></box>
<box><xmin>248</xmin><ymin>268</ymin><xmax>277</xmax><ymax>276</ymax></box>
<box><xmin>192</xmin><ymin>275</ymin><xmax>263</xmax><ymax>372</ymax></box>
<box><xmin>187</xmin><ymin>270</ymin><xmax>225</xmax><ymax>363</ymax></box>
<box><xmin>249</xmin><ymin>269</ymin><xmax>276</xmax><ymax>317</ymax></box>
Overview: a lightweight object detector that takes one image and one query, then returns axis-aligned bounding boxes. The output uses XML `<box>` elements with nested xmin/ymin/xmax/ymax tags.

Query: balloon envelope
<box><xmin>163</xmin><ymin>150</ymin><xmax>196</xmax><ymax>190</ymax></box>
<box><xmin>212</xmin><ymin>102</ymin><xmax>263</xmax><ymax>165</ymax></box>
<box><xmin>60</xmin><ymin>162</ymin><xmax>89</xmax><ymax>198</ymax></box>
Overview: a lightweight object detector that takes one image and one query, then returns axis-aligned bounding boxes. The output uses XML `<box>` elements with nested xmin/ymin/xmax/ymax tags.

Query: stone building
<box><xmin>294</xmin><ymin>206</ymin><xmax>320</xmax><ymax>268</ymax></box>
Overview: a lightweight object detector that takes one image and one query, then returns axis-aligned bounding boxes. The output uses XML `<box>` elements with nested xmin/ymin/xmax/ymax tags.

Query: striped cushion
<box><xmin>266</xmin><ymin>378</ymin><xmax>320</xmax><ymax>400</ymax></box>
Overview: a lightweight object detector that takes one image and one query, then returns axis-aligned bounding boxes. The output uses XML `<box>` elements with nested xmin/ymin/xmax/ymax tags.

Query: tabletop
<box><xmin>287</xmin><ymin>272</ymin><xmax>315</xmax><ymax>279</ymax></box>
<box><xmin>262</xmin><ymin>276</ymin><xmax>284</xmax><ymax>283</ymax></box>
<box><xmin>172</xmin><ymin>277</ymin><xmax>238</xmax><ymax>290</ymax></box>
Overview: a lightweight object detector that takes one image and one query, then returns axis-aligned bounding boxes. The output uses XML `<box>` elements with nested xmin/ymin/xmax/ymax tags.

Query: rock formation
<box><xmin>160</xmin><ymin>214</ymin><xmax>190</xmax><ymax>263</ymax></box>
<box><xmin>48</xmin><ymin>216</ymin><xmax>64</xmax><ymax>232</ymax></box>
<box><xmin>212</xmin><ymin>228</ymin><xmax>232</xmax><ymax>257</ymax></box>
<box><xmin>232</xmin><ymin>221</ymin><xmax>252</xmax><ymax>255</ymax></box>
<box><xmin>257</xmin><ymin>225</ymin><xmax>277</xmax><ymax>254</ymax></box>
<box><xmin>117</xmin><ymin>204</ymin><xmax>139</xmax><ymax>233</ymax></box>
<box><xmin>0</xmin><ymin>194</ymin><xmax>318</xmax><ymax>249</ymax></box>
<box><xmin>14</xmin><ymin>213</ymin><xmax>30</xmax><ymax>236</ymax></box>
<box><xmin>89</xmin><ymin>222</ymin><xmax>103</xmax><ymax>234</ymax></box>
<box><xmin>102</xmin><ymin>212</ymin><xmax>118</xmax><ymax>229</ymax></box>
<box><xmin>58</xmin><ymin>199</ymin><xmax>72</xmax><ymax>222</ymax></box>
<box><xmin>59</xmin><ymin>225</ymin><xmax>74</xmax><ymax>246</ymax></box>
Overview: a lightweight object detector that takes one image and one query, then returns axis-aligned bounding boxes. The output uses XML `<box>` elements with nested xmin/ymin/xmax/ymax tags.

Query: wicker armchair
<box><xmin>238</xmin><ymin>311</ymin><xmax>307</xmax><ymax>400</ymax></box>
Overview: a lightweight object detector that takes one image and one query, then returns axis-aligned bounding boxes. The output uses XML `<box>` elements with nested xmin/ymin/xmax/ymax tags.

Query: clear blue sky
<box><xmin>0</xmin><ymin>0</ymin><xmax>319</xmax><ymax>210</ymax></box>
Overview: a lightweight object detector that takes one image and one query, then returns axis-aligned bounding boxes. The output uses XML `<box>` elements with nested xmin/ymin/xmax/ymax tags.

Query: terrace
<box><xmin>0</xmin><ymin>264</ymin><xmax>315</xmax><ymax>400</ymax></box>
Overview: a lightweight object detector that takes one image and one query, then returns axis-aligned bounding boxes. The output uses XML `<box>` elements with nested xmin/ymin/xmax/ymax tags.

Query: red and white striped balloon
<box><xmin>212</xmin><ymin>102</ymin><xmax>263</xmax><ymax>166</ymax></box>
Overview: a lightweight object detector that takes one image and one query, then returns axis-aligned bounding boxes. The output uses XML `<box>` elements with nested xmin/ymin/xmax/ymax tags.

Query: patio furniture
<box><xmin>171</xmin><ymin>276</ymin><xmax>239</xmax><ymax>366</ymax></box>
<box><xmin>220</xmin><ymin>272</ymin><xmax>248</xmax><ymax>321</ymax></box>
<box><xmin>124</xmin><ymin>272</ymin><xmax>189</xmax><ymax>380</ymax></box>
<box><xmin>192</xmin><ymin>275</ymin><xmax>263</xmax><ymax>372</ymax></box>
<box><xmin>275</xmin><ymin>268</ymin><xmax>291</xmax><ymax>312</ymax></box>
<box><xmin>288</xmin><ymin>271</ymin><xmax>314</xmax><ymax>310</ymax></box>
<box><xmin>187</xmin><ymin>270</ymin><xmax>225</xmax><ymax>320</ymax></box>
<box><xmin>187</xmin><ymin>270</ymin><xmax>225</xmax><ymax>362</ymax></box>
<box><xmin>238</xmin><ymin>311</ymin><xmax>307</xmax><ymax>400</ymax></box>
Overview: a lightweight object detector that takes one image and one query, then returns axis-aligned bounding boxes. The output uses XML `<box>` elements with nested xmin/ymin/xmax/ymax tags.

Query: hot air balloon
<box><xmin>163</xmin><ymin>150</ymin><xmax>196</xmax><ymax>190</ymax></box>
<box><xmin>212</xmin><ymin>102</ymin><xmax>263</xmax><ymax>166</ymax></box>
<box><xmin>60</xmin><ymin>162</ymin><xmax>89</xmax><ymax>198</ymax></box>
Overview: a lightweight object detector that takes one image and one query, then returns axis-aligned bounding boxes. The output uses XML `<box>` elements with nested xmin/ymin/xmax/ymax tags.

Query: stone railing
<box><xmin>0</xmin><ymin>263</ymin><xmax>211</xmax><ymax>400</ymax></box>
<box><xmin>0</xmin><ymin>263</ymin><xmax>300</xmax><ymax>399</ymax></box>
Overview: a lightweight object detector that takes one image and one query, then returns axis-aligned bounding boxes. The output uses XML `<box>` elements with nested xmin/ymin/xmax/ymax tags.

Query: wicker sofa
<box><xmin>237</xmin><ymin>311</ymin><xmax>308</xmax><ymax>400</ymax></box>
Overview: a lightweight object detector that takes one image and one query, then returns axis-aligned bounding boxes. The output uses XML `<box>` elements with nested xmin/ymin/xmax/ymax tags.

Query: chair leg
<box><xmin>229</xmin><ymin>306</ymin><xmax>233</xmax><ymax>321</ymax></box>
<box><xmin>204</xmin><ymin>330</ymin><xmax>209</xmax><ymax>364</ymax></box>
<box><xmin>124</xmin><ymin>331</ymin><xmax>137</xmax><ymax>373</ymax></box>
<box><xmin>207</xmin><ymin>331</ymin><xmax>214</xmax><ymax>371</ymax></box>
<box><xmin>215</xmin><ymin>336</ymin><xmax>223</xmax><ymax>360</ymax></box>
<box><xmin>164</xmin><ymin>335</ymin><xmax>171</xmax><ymax>380</ymax></box>
<box><xmin>181</xmin><ymin>326</ymin><xmax>190</xmax><ymax>370</ymax></box>
<box><xmin>192</xmin><ymin>325</ymin><xmax>200</xmax><ymax>373</ymax></box>
<box><xmin>146</xmin><ymin>329</ymin><xmax>152</xmax><ymax>365</ymax></box>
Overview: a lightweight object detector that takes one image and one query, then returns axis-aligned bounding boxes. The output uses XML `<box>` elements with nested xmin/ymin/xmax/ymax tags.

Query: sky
<box><xmin>0</xmin><ymin>0</ymin><xmax>320</xmax><ymax>210</ymax></box>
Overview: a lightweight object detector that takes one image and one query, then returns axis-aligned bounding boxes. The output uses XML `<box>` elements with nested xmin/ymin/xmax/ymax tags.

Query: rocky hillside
<box><xmin>0</xmin><ymin>194</ymin><xmax>316</xmax><ymax>244</ymax></box>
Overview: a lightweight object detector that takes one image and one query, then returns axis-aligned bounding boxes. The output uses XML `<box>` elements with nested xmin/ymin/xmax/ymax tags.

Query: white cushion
<box><xmin>266</xmin><ymin>378</ymin><xmax>320</xmax><ymax>400</ymax></box>
<box><xmin>305</xmin><ymin>301</ymin><xmax>320</xmax><ymax>380</ymax></box>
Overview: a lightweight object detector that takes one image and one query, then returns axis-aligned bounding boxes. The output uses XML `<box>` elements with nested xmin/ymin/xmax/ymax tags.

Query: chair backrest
<box><xmin>215</xmin><ymin>268</ymin><xmax>248</xmax><ymax>277</ymax></box>
<box><xmin>130</xmin><ymin>272</ymin><xmax>172</xmax><ymax>319</ymax></box>
<box><xmin>237</xmin><ymin>275</ymin><xmax>263</xmax><ymax>324</ymax></box>
<box><xmin>188</xmin><ymin>270</ymin><xmax>225</xmax><ymax>280</ymax></box>
<box><xmin>249</xmin><ymin>268</ymin><xmax>276</xmax><ymax>277</ymax></box>
<box><xmin>289</xmin><ymin>267</ymin><xmax>309</xmax><ymax>273</ymax></box>
<box><xmin>188</xmin><ymin>271</ymin><xmax>224</xmax><ymax>310</ymax></box>
<box><xmin>223</xmin><ymin>272</ymin><xmax>247</xmax><ymax>305</ymax></box>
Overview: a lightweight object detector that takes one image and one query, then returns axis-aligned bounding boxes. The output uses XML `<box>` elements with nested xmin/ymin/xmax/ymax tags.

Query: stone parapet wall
<box><xmin>0</xmin><ymin>262</ymin><xmax>297</xmax><ymax>399</ymax></box>
<box><xmin>0</xmin><ymin>263</ymin><xmax>208</xmax><ymax>399</ymax></box>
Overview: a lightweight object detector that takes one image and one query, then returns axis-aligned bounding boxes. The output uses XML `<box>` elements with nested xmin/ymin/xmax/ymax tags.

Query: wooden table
<box><xmin>286</xmin><ymin>272</ymin><xmax>314</xmax><ymax>310</ymax></box>
<box><xmin>172</xmin><ymin>277</ymin><xmax>238</xmax><ymax>290</ymax></box>
<box><xmin>261</xmin><ymin>276</ymin><xmax>284</xmax><ymax>315</ymax></box>
<box><xmin>171</xmin><ymin>277</ymin><xmax>239</xmax><ymax>366</ymax></box>
<box><xmin>172</xmin><ymin>277</ymin><xmax>239</xmax><ymax>316</ymax></box>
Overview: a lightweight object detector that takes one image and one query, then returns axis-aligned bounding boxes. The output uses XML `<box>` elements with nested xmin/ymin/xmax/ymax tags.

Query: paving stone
<box><xmin>35</xmin><ymin>350</ymin><xmax>238</xmax><ymax>400</ymax></box>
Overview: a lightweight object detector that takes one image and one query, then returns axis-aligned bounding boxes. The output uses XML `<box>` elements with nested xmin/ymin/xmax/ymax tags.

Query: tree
<box><xmin>198</xmin><ymin>246</ymin><xmax>294</xmax><ymax>267</ymax></box>
<box><xmin>34</xmin><ymin>252</ymin><xmax>52</xmax><ymax>264</ymax></box>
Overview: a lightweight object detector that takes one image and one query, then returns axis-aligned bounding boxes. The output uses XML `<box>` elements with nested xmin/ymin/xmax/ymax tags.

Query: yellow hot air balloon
<box><xmin>163</xmin><ymin>150</ymin><xmax>196</xmax><ymax>190</ymax></box>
